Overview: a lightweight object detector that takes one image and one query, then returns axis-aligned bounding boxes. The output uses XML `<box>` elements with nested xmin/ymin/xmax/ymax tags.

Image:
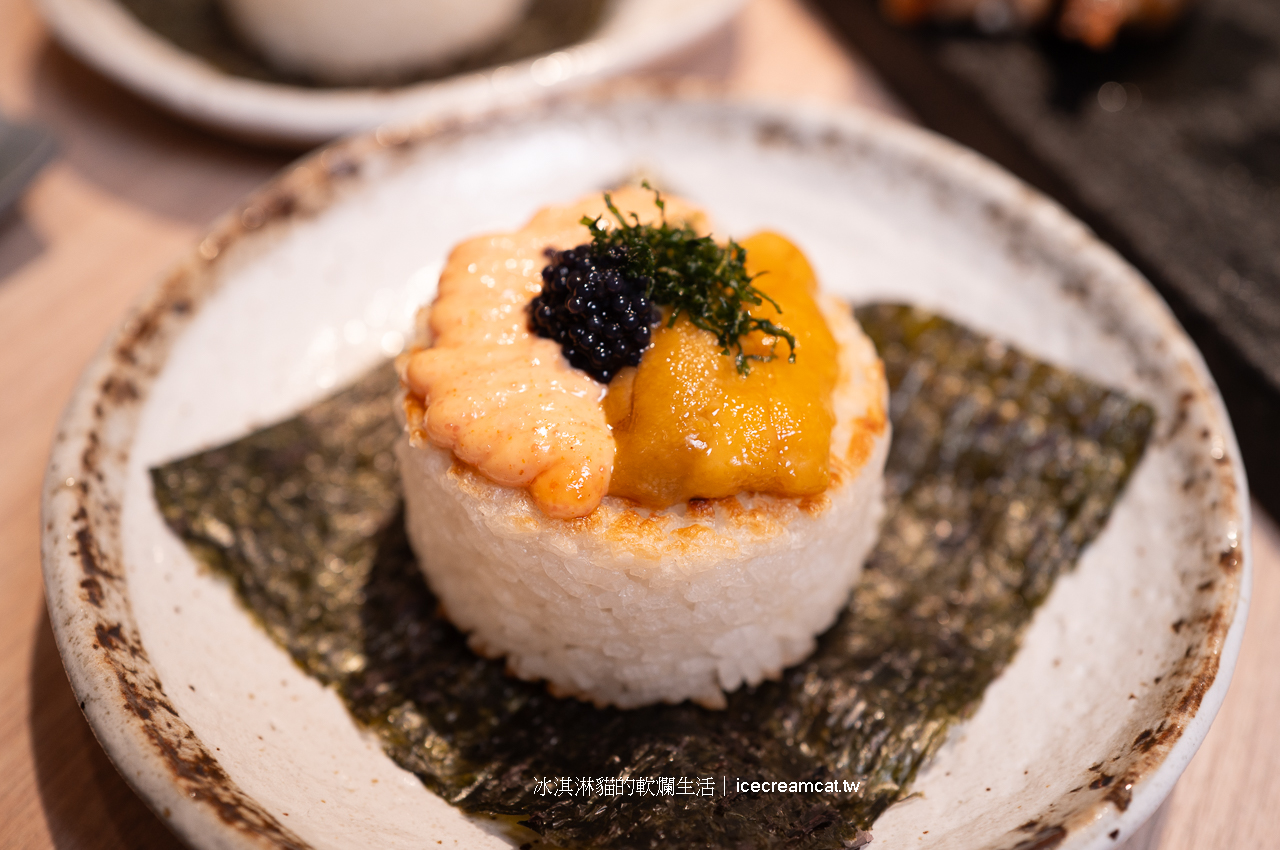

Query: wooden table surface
<box><xmin>0</xmin><ymin>0</ymin><xmax>1276</xmax><ymax>847</ymax></box>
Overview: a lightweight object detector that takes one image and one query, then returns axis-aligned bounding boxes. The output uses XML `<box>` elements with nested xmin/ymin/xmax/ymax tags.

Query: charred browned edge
<box><xmin>54</xmin><ymin>95</ymin><xmax>1249</xmax><ymax>850</ymax></box>
<box><xmin>50</xmin><ymin>123</ymin><xmax>400</xmax><ymax>849</ymax></box>
<box><xmin>986</xmin><ymin>437</ymin><xmax>1241</xmax><ymax>846</ymax></box>
<box><xmin>1006</xmin><ymin>825</ymin><xmax>1068</xmax><ymax>850</ymax></box>
<box><xmin>1086</xmin><ymin>361</ymin><xmax>1243</xmax><ymax>818</ymax></box>
<box><xmin>927</xmin><ymin>127</ymin><xmax>1249</xmax><ymax>850</ymax></box>
<box><xmin>68</xmin><ymin>469</ymin><xmax>314</xmax><ymax>846</ymax></box>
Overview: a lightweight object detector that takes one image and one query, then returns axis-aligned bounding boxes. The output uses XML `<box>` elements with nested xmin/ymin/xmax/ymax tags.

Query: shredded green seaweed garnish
<box><xmin>582</xmin><ymin>184</ymin><xmax>797</xmax><ymax>375</ymax></box>
<box><xmin>151</xmin><ymin>304</ymin><xmax>1154</xmax><ymax>849</ymax></box>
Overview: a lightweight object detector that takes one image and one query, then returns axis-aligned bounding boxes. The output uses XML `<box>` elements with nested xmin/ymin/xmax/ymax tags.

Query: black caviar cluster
<box><xmin>529</xmin><ymin>245</ymin><xmax>659</xmax><ymax>383</ymax></box>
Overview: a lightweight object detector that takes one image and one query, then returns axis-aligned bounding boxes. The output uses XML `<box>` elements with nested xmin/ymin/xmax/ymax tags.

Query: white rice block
<box><xmin>397</xmin><ymin>296</ymin><xmax>890</xmax><ymax>708</ymax></box>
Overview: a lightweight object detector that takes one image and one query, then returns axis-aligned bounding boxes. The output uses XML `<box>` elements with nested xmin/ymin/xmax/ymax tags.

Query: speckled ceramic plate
<box><xmin>34</xmin><ymin>0</ymin><xmax>743</xmax><ymax>146</ymax></box>
<box><xmin>42</xmin><ymin>94</ymin><xmax>1250</xmax><ymax>850</ymax></box>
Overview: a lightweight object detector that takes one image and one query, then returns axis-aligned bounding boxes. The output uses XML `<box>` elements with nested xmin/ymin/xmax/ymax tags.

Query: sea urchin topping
<box><xmin>529</xmin><ymin>185</ymin><xmax>797</xmax><ymax>383</ymax></box>
<box><xmin>529</xmin><ymin>244</ymin><xmax>658</xmax><ymax>383</ymax></box>
<box><xmin>604</xmin><ymin>232</ymin><xmax>843</xmax><ymax>508</ymax></box>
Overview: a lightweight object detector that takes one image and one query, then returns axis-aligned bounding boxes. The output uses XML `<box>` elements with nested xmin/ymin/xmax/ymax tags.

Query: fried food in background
<box><xmin>881</xmin><ymin>0</ymin><xmax>1194</xmax><ymax>48</ymax></box>
<box><xmin>1058</xmin><ymin>0</ymin><xmax>1194</xmax><ymax>49</ymax></box>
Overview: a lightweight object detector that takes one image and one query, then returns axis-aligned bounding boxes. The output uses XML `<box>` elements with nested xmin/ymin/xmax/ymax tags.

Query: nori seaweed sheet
<box><xmin>151</xmin><ymin>304</ymin><xmax>1153</xmax><ymax>849</ymax></box>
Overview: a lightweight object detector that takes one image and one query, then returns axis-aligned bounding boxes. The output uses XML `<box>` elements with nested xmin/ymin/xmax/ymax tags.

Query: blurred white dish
<box><xmin>35</xmin><ymin>0</ymin><xmax>744</xmax><ymax>145</ymax></box>
<box><xmin>219</xmin><ymin>0</ymin><xmax>532</xmax><ymax>85</ymax></box>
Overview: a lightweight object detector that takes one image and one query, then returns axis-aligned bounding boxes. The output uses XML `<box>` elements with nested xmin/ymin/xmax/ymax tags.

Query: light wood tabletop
<box><xmin>0</xmin><ymin>0</ymin><xmax>1276</xmax><ymax>846</ymax></box>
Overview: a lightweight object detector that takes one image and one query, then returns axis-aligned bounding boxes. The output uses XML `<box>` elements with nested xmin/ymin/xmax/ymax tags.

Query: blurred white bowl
<box><xmin>219</xmin><ymin>0</ymin><xmax>531</xmax><ymax>85</ymax></box>
<box><xmin>35</xmin><ymin>0</ymin><xmax>746</xmax><ymax>146</ymax></box>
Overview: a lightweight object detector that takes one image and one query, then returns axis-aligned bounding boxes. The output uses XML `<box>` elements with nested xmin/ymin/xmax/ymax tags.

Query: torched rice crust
<box><xmin>400</xmin><ymin>190</ymin><xmax>885</xmax><ymax>523</ymax></box>
<box><xmin>398</xmin><ymin>187</ymin><xmax>705</xmax><ymax>519</ymax></box>
<box><xmin>424</xmin><ymin>290</ymin><xmax>887</xmax><ymax>565</ymax></box>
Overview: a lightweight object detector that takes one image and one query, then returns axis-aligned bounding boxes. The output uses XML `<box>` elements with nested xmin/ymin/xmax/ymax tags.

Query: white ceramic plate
<box><xmin>34</xmin><ymin>0</ymin><xmax>743</xmax><ymax>146</ymax></box>
<box><xmin>42</xmin><ymin>94</ymin><xmax>1250</xmax><ymax>850</ymax></box>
